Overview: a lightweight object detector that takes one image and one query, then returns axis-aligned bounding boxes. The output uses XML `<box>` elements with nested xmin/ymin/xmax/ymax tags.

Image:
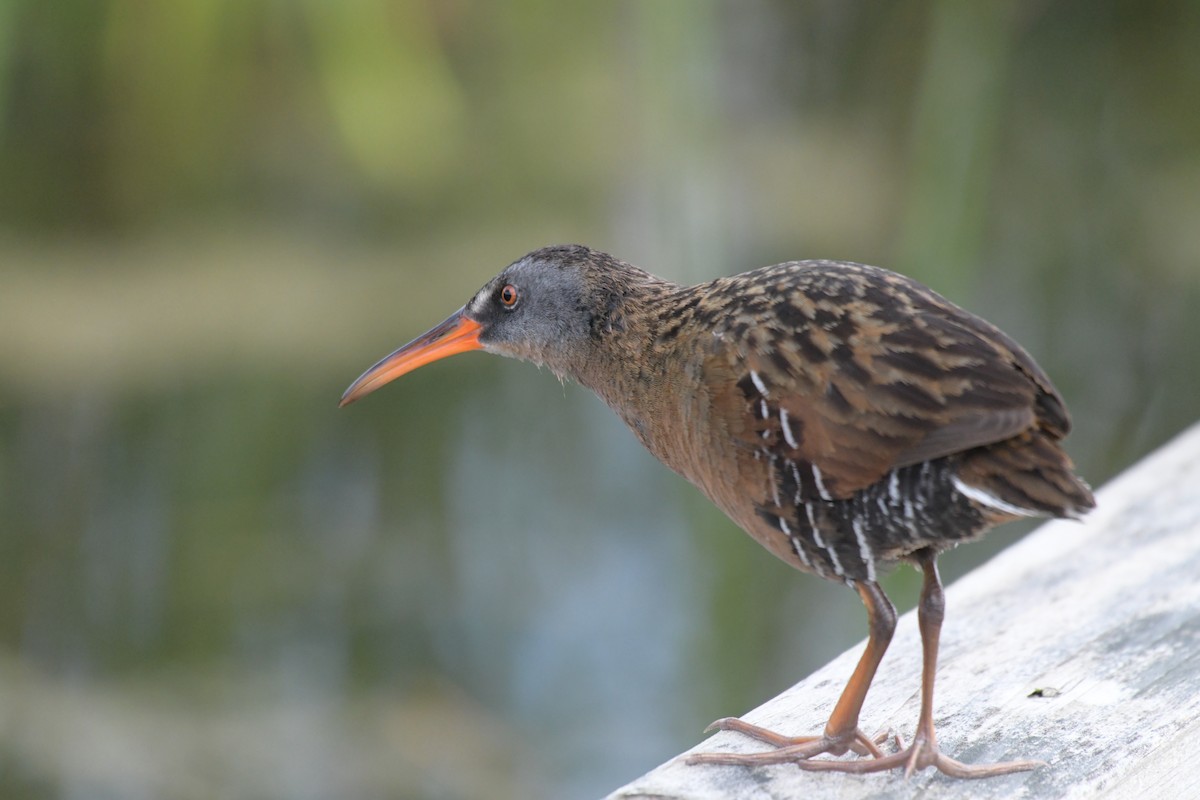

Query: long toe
<box><xmin>789</xmin><ymin>736</ymin><xmax>1044</xmax><ymax>778</ymax></box>
<box><xmin>927</xmin><ymin>752</ymin><xmax>1045</xmax><ymax>779</ymax></box>
<box><xmin>688</xmin><ymin>719</ymin><xmax>889</xmax><ymax>766</ymax></box>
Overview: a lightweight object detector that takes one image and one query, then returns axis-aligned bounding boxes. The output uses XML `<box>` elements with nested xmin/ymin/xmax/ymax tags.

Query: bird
<box><xmin>340</xmin><ymin>244</ymin><xmax>1094</xmax><ymax>779</ymax></box>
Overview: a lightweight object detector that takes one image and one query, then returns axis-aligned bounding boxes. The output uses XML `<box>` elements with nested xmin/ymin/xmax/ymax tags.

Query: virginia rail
<box><xmin>341</xmin><ymin>244</ymin><xmax>1094</xmax><ymax>779</ymax></box>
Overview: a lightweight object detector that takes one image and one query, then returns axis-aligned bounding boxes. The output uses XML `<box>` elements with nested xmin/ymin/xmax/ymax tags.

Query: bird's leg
<box><xmin>687</xmin><ymin>580</ymin><xmax>897</xmax><ymax>766</ymax></box>
<box><xmin>794</xmin><ymin>549</ymin><xmax>1044</xmax><ymax>778</ymax></box>
<box><xmin>897</xmin><ymin>549</ymin><xmax>1045</xmax><ymax>777</ymax></box>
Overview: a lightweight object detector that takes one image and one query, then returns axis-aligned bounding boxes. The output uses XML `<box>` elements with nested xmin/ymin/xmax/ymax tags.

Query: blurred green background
<box><xmin>2</xmin><ymin>1</ymin><xmax>1198</xmax><ymax>798</ymax></box>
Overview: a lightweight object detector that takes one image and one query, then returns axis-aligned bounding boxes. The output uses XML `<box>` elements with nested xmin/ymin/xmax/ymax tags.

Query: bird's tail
<box><xmin>956</xmin><ymin>431</ymin><xmax>1095</xmax><ymax>520</ymax></box>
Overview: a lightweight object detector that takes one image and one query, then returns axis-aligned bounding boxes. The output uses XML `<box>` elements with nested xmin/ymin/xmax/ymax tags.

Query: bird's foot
<box><xmin>686</xmin><ymin>717</ymin><xmax>889</xmax><ymax>766</ymax></box>
<box><xmin>687</xmin><ymin>720</ymin><xmax>1043</xmax><ymax>779</ymax></box>
<box><xmin>830</xmin><ymin>730</ymin><xmax>1046</xmax><ymax>779</ymax></box>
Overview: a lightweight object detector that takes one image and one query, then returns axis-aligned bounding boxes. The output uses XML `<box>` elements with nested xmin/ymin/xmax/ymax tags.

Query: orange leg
<box><xmin>690</xmin><ymin>550</ymin><xmax>1045</xmax><ymax>778</ymax></box>
<box><xmin>687</xmin><ymin>580</ymin><xmax>896</xmax><ymax>766</ymax></box>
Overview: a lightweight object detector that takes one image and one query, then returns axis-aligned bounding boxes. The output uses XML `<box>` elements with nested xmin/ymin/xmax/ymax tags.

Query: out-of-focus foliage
<box><xmin>0</xmin><ymin>0</ymin><xmax>626</xmax><ymax>232</ymax></box>
<box><xmin>1</xmin><ymin>2</ymin><xmax>1197</xmax><ymax>799</ymax></box>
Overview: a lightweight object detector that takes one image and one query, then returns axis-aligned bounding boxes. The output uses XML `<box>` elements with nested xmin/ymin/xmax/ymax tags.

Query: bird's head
<box><xmin>339</xmin><ymin>245</ymin><xmax>650</xmax><ymax>406</ymax></box>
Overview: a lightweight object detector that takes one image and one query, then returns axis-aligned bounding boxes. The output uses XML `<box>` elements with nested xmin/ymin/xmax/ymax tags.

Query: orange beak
<box><xmin>339</xmin><ymin>310</ymin><xmax>484</xmax><ymax>407</ymax></box>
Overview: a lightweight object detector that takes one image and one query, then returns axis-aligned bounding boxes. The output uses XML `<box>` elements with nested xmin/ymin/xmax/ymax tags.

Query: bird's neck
<box><xmin>569</xmin><ymin>278</ymin><xmax>703</xmax><ymax>464</ymax></box>
<box><xmin>568</xmin><ymin>275</ymin><xmax>673</xmax><ymax>394</ymax></box>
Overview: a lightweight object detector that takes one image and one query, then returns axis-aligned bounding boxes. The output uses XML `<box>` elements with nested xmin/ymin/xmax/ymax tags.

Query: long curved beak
<box><xmin>339</xmin><ymin>309</ymin><xmax>484</xmax><ymax>407</ymax></box>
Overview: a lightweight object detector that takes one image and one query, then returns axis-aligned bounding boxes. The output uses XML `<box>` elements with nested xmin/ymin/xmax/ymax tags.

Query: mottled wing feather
<box><xmin>895</xmin><ymin>406</ymin><xmax>1033</xmax><ymax>467</ymax></box>
<box><xmin>698</xmin><ymin>261</ymin><xmax>1066</xmax><ymax>500</ymax></box>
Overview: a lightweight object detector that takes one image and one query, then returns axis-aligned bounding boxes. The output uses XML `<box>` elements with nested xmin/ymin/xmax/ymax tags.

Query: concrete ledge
<box><xmin>608</xmin><ymin>422</ymin><xmax>1200</xmax><ymax>799</ymax></box>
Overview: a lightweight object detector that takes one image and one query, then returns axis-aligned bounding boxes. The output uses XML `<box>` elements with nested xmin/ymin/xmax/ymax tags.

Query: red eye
<box><xmin>499</xmin><ymin>284</ymin><xmax>519</xmax><ymax>307</ymax></box>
